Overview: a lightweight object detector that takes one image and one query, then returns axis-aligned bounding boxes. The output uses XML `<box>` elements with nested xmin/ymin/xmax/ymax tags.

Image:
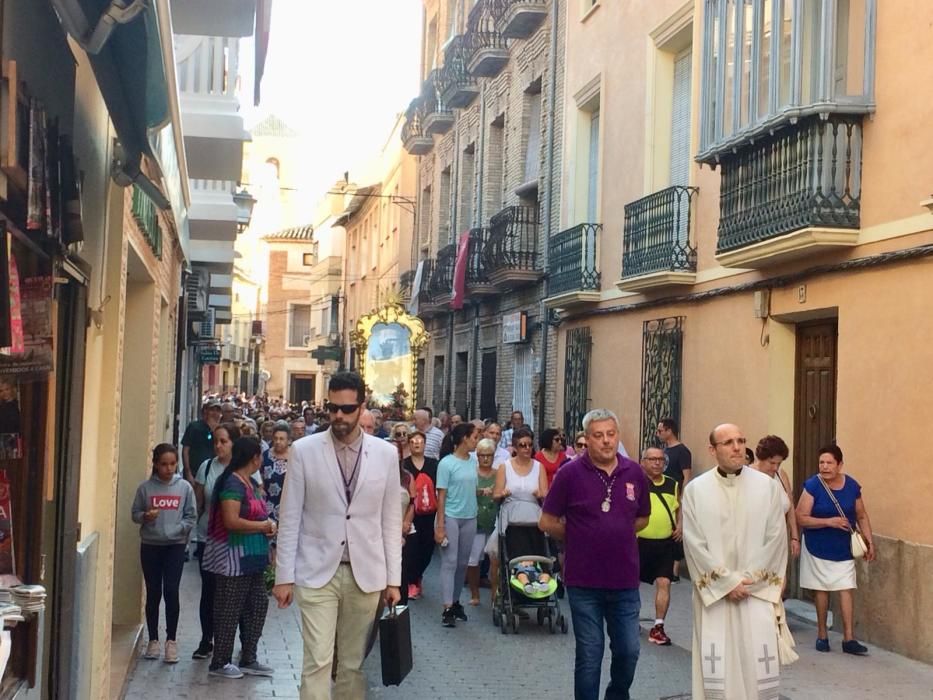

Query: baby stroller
<box><xmin>492</xmin><ymin>523</ymin><xmax>568</xmax><ymax>635</ymax></box>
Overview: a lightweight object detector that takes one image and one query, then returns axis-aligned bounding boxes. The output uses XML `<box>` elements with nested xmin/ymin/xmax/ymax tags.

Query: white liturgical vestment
<box><xmin>683</xmin><ymin>467</ymin><xmax>788</xmax><ymax>700</ymax></box>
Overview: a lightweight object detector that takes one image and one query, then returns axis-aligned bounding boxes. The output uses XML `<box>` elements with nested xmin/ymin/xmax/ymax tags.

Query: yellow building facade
<box><xmin>552</xmin><ymin>0</ymin><xmax>933</xmax><ymax>661</ymax></box>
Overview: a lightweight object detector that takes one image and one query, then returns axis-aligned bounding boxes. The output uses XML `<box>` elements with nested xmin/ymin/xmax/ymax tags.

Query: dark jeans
<box><xmin>567</xmin><ymin>586</ymin><xmax>641</xmax><ymax>700</ymax></box>
<box><xmin>409</xmin><ymin>513</ymin><xmax>437</xmax><ymax>584</ymax></box>
<box><xmin>195</xmin><ymin>541</ymin><xmax>216</xmax><ymax>646</ymax></box>
<box><xmin>210</xmin><ymin>572</ymin><xmax>269</xmax><ymax>670</ymax></box>
<box><xmin>140</xmin><ymin>543</ymin><xmax>187</xmax><ymax>641</ymax></box>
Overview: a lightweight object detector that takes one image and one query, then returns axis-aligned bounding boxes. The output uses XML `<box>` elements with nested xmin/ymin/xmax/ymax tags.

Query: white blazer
<box><xmin>275</xmin><ymin>429</ymin><xmax>402</xmax><ymax>593</ymax></box>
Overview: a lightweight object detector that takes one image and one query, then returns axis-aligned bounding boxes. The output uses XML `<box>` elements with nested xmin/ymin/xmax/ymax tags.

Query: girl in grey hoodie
<box><xmin>131</xmin><ymin>444</ymin><xmax>197</xmax><ymax>664</ymax></box>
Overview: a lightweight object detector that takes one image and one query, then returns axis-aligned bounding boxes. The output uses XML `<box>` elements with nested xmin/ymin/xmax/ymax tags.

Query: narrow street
<box><xmin>121</xmin><ymin>556</ymin><xmax>933</xmax><ymax>700</ymax></box>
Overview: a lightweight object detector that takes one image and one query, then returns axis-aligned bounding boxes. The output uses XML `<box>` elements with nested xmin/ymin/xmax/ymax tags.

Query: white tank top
<box><xmin>505</xmin><ymin>458</ymin><xmax>541</xmax><ymax>501</ymax></box>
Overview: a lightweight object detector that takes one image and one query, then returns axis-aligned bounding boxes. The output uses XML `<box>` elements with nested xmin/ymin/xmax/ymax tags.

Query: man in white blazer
<box><xmin>273</xmin><ymin>372</ymin><xmax>402</xmax><ymax>699</ymax></box>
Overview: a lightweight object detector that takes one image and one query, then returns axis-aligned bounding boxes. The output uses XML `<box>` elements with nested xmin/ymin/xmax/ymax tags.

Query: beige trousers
<box><xmin>295</xmin><ymin>564</ymin><xmax>382</xmax><ymax>700</ymax></box>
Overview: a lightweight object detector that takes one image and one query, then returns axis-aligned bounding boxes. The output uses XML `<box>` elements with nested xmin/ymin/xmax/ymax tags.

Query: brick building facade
<box><xmin>404</xmin><ymin>0</ymin><xmax>564</xmax><ymax>432</ymax></box>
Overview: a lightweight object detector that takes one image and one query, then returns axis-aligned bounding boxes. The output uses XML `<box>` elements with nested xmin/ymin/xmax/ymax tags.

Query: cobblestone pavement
<box><xmin>122</xmin><ymin>556</ymin><xmax>933</xmax><ymax>699</ymax></box>
<box><xmin>122</xmin><ymin>556</ymin><xmax>691</xmax><ymax>699</ymax></box>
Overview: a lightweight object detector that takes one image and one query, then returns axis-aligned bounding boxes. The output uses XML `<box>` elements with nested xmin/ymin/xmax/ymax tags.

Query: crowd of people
<box><xmin>128</xmin><ymin>373</ymin><xmax>876</xmax><ymax>699</ymax></box>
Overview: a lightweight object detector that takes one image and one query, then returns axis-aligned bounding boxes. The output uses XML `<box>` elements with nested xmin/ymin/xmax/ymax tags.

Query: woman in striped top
<box><xmin>202</xmin><ymin>437</ymin><xmax>277</xmax><ymax>679</ymax></box>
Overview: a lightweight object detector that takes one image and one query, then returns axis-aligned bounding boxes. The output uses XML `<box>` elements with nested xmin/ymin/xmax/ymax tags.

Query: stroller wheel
<box><xmin>548</xmin><ymin>614</ymin><xmax>556</xmax><ymax>634</ymax></box>
<box><xmin>559</xmin><ymin>614</ymin><xmax>569</xmax><ymax>634</ymax></box>
<box><xmin>512</xmin><ymin>613</ymin><xmax>521</xmax><ymax>634</ymax></box>
<box><xmin>499</xmin><ymin>612</ymin><xmax>509</xmax><ymax>634</ymax></box>
<box><xmin>493</xmin><ymin>606</ymin><xmax>499</xmax><ymax>626</ymax></box>
<box><xmin>537</xmin><ymin>608</ymin><xmax>545</xmax><ymax>626</ymax></box>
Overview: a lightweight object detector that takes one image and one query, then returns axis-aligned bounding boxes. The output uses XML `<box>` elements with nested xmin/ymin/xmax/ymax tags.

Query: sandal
<box><xmin>469</xmin><ymin>598</ymin><xmax>480</xmax><ymax>606</ymax></box>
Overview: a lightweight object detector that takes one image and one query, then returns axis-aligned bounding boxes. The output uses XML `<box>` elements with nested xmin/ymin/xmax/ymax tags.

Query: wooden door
<box><xmin>792</xmin><ymin>322</ymin><xmax>838</xmax><ymax>498</ymax></box>
<box><xmin>791</xmin><ymin>321</ymin><xmax>838</xmax><ymax>597</ymax></box>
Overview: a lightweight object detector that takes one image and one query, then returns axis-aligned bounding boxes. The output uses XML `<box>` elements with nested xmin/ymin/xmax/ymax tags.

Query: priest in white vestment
<box><xmin>683</xmin><ymin>424</ymin><xmax>789</xmax><ymax>700</ymax></box>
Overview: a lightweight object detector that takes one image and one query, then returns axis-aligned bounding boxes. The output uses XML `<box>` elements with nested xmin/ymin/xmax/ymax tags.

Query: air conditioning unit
<box><xmin>185</xmin><ymin>269</ymin><xmax>208</xmax><ymax>321</ymax></box>
<box><xmin>199</xmin><ymin>308</ymin><xmax>216</xmax><ymax>339</ymax></box>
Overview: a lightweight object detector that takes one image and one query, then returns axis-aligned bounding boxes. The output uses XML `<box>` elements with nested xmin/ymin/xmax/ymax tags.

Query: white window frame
<box><xmin>569</xmin><ymin>75</ymin><xmax>602</xmax><ymax>226</ymax></box>
<box><xmin>698</xmin><ymin>0</ymin><xmax>876</xmax><ymax>161</ymax></box>
<box><xmin>286</xmin><ymin>302</ymin><xmax>313</xmax><ymax>349</ymax></box>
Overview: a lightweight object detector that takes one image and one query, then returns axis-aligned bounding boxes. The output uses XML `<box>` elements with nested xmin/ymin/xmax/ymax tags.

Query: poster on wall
<box><xmin>0</xmin><ymin>377</ymin><xmax>20</xmax><ymax>461</ymax></box>
<box><xmin>0</xmin><ymin>273</ymin><xmax>53</xmax><ymax>379</ymax></box>
<box><xmin>0</xmin><ymin>470</ymin><xmax>13</xmax><ymax>576</ymax></box>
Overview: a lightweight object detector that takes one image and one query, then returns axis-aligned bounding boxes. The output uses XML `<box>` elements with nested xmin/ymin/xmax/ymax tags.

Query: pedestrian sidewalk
<box><xmin>639</xmin><ymin>578</ymin><xmax>933</xmax><ymax>700</ymax></box>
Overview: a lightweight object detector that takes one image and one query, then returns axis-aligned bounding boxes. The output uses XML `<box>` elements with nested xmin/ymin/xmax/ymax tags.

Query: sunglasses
<box><xmin>325</xmin><ymin>402</ymin><xmax>360</xmax><ymax>415</ymax></box>
<box><xmin>516</xmin><ymin>442</ymin><xmax>533</xmax><ymax>449</ymax></box>
<box><xmin>393</xmin><ymin>432</ymin><xmax>408</xmax><ymax>440</ymax></box>
<box><xmin>575</xmin><ymin>442</ymin><xmax>586</xmax><ymax>449</ymax></box>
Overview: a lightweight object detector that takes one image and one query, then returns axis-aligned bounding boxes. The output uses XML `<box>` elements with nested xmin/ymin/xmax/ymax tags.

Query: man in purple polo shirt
<box><xmin>540</xmin><ymin>408</ymin><xmax>650</xmax><ymax>700</ymax></box>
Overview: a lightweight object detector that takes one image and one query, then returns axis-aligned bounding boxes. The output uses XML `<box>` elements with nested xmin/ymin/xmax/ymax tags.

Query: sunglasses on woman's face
<box><xmin>394</xmin><ymin>432</ymin><xmax>408</xmax><ymax>440</ymax></box>
<box><xmin>517</xmin><ymin>442</ymin><xmax>533</xmax><ymax>449</ymax></box>
<box><xmin>575</xmin><ymin>442</ymin><xmax>586</xmax><ymax>449</ymax></box>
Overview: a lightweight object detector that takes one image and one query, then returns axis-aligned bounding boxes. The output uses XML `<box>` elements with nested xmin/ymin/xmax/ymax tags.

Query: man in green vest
<box><xmin>637</xmin><ymin>446</ymin><xmax>682</xmax><ymax>646</ymax></box>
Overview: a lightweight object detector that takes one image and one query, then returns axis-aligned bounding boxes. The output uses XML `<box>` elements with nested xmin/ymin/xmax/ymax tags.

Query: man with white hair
<box><xmin>540</xmin><ymin>408</ymin><xmax>650</xmax><ymax>700</ymax></box>
<box><xmin>413</xmin><ymin>408</ymin><xmax>444</xmax><ymax>460</ymax></box>
<box><xmin>369</xmin><ymin>408</ymin><xmax>388</xmax><ymax>438</ymax></box>
<box><xmin>359</xmin><ymin>409</ymin><xmax>376</xmax><ymax>436</ymax></box>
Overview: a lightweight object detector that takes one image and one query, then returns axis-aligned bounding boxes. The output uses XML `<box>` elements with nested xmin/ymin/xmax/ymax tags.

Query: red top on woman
<box><xmin>534</xmin><ymin>450</ymin><xmax>567</xmax><ymax>487</ymax></box>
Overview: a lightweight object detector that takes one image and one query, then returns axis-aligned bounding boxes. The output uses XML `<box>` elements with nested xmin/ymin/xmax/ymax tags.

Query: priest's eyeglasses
<box><xmin>713</xmin><ymin>437</ymin><xmax>747</xmax><ymax>447</ymax></box>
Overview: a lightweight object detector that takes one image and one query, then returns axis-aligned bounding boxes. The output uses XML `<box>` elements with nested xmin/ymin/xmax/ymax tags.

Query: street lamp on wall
<box><xmin>234</xmin><ymin>188</ymin><xmax>257</xmax><ymax>232</ymax></box>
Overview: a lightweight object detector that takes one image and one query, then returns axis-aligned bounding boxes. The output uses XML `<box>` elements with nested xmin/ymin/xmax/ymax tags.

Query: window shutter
<box><xmin>587</xmin><ymin>109</ymin><xmax>600</xmax><ymax>222</ymax></box>
<box><xmin>512</xmin><ymin>346</ymin><xmax>535</xmax><ymax>430</ymax></box>
<box><xmin>670</xmin><ymin>49</ymin><xmax>692</xmax><ymax>187</ymax></box>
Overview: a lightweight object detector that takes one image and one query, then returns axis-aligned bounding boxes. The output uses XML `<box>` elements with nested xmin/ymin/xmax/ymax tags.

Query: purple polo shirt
<box><xmin>543</xmin><ymin>452</ymin><xmax>650</xmax><ymax>590</ymax></box>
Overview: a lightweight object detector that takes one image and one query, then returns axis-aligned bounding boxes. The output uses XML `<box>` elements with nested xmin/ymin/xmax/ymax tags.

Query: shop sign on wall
<box><xmin>502</xmin><ymin>311</ymin><xmax>528</xmax><ymax>344</ymax></box>
<box><xmin>199</xmin><ymin>346</ymin><xmax>222</xmax><ymax>365</ymax></box>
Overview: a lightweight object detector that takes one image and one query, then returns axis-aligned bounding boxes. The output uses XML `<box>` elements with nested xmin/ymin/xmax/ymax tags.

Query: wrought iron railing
<box><xmin>416</xmin><ymin>258</ymin><xmax>435</xmax><ymax>306</ymax></box>
<box><xmin>437</xmin><ymin>35</ymin><xmax>476</xmax><ymax>103</ymax></box>
<box><xmin>489</xmin><ymin>0</ymin><xmax>549</xmax><ymax>37</ymax></box>
<box><xmin>622</xmin><ymin>186</ymin><xmax>697</xmax><ymax>279</ymax></box>
<box><xmin>639</xmin><ymin>317</ymin><xmax>684</xmax><ymax>454</ymax></box>
<box><xmin>399</xmin><ymin>269</ymin><xmax>416</xmax><ymax>298</ymax></box>
<box><xmin>423</xmin><ymin>70</ymin><xmax>452</xmax><ymax>118</ymax></box>
<box><xmin>427</xmin><ymin>243</ymin><xmax>457</xmax><ymax>299</ymax></box>
<box><xmin>717</xmin><ymin>114</ymin><xmax>863</xmax><ymax>252</ymax></box>
<box><xmin>467</xmin><ymin>0</ymin><xmax>508</xmax><ymax>60</ymax></box>
<box><xmin>466</xmin><ymin>228</ymin><xmax>492</xmax><ymax>286</ymax></box>
<box><xmin>548</xmin><ymin>223</ymin><xmax>601</xmax><ymax>297</ymax></box>
<box><xmin>485</xmin><ymin>205</ymin><xmax>540</xmax><ymax>274</ymax></box>
<box><xmin>564</xmin><ymin>326</ymin><xmax>592</xmax><ymax>436</ymax></box>
<box><xmin>401</xmin><ymin>99</ymin><xmax>426</xmax><ymax>144</ymax></box>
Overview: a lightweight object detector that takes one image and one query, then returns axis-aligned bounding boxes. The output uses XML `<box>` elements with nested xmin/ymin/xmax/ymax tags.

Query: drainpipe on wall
<box><xmin>537</xmin><ymin>0</ymin><xmax>560</xmax><ymax>435</ymax></box>
<box><xmin>470</xmin><ymin>302</ymin><xmax>480</xmax><ymax>417</ymax></box>
<box><xmin>446</xmin><ymin>312</ymin><xmax>455</xmax><ymax>412</ymax></box>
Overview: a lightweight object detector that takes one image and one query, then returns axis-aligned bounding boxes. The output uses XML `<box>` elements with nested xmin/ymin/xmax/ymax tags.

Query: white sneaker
<box><xmin>163</xmin><ymin>640</ymin><xmax>178</xmax><ymax>664</ymax></box>
<box><xmin>143</xmin><ymin>640</ymin><xmax>160</xmax><ymax>660</ymax></box>
<box><xmin>208</xmin><ymin>663</ymin><xmax>244</xmax><ymax>679</ymax></box>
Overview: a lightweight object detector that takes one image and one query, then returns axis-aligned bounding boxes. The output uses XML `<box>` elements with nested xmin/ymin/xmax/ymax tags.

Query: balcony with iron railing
<box><xmin>466</xmin><ymin>0</ymin><xmax>509</xmax><ymax>78</ymax></box>
<box><xmin>715</xmin><ymin>114</ymin><xmax>863</xmax><ymax>268</ymax></box>
<box><xmin>175</xmin><ymin>35</ymin><xmax>248</xmax><ymax>181</ymax></box>
<box><xmin>422</xmin><ymin>70</ymin><xmax>455</xmax><ymax>136</ymax></box>
<box><xmin>402</xmin><ymin>99</ymin><xmax>433</xmax><ymax>156</ymax></box>
<box><xmin>618</xmin><ymin>186</ymin><xmax>698</xmax><ymax>292</ymax></box>
<box><xmin>545</xmin><ymin>223</ymin><xmax>601</xmax><ymax>308</ymax></box>
<box><xmin>415</xmin><ymin>259</ymin><xmax>442</xmax><ymax>318</ymax></box>
<box><xmin>427</xmin><ymin>243</ymin><xmax>458</xmax><ymax>307</ymax></box>
<box><xmin>399</xmin><ymin>269</ymin><xmax>416</xmax><ymax>301</ymax></box>
<box><xmin>437</xmin><ymin>35</ymin><xmax>480</xmax><ymax>109</ymax></box>
<box><xmin>484</xmin><ymin>205</ymin><xmax>542</xmax><ymax>288</ymax></box>
<box><xmin>465</xmin><ymin>228</ymin><xmax>497</xmax><ymax>296</ymax></box>
<box><xmin>492</xmin><ymin>0</ymin><xmax>549</xmax><ymax>39</ymax></box>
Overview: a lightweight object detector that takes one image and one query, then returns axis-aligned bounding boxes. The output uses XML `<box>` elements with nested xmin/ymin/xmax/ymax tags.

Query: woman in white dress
<box><xmin>750</xmin><ymin>435</ymin><xmax>800</xmax><ymax>559</ymax></box>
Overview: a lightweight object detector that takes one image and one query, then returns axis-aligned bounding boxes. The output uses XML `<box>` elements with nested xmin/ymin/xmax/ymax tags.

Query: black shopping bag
<box><xmin>379</xmin><ymin>605</ymin><xmax>413</xmax><ymax>686</ymax></box>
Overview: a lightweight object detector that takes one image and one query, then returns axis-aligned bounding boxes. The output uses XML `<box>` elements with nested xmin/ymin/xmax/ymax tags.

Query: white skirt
<box><xmin>799</xmin><ymin>538</ymin><xmax>857</xmax><ymax>591</ymax></box>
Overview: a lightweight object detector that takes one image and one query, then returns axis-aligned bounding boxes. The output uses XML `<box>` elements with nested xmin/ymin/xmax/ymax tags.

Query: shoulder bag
<box><xmin>817</xmin><ymin>477</ymin><xmax>868</xmax><ymax>560</ymax></box>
